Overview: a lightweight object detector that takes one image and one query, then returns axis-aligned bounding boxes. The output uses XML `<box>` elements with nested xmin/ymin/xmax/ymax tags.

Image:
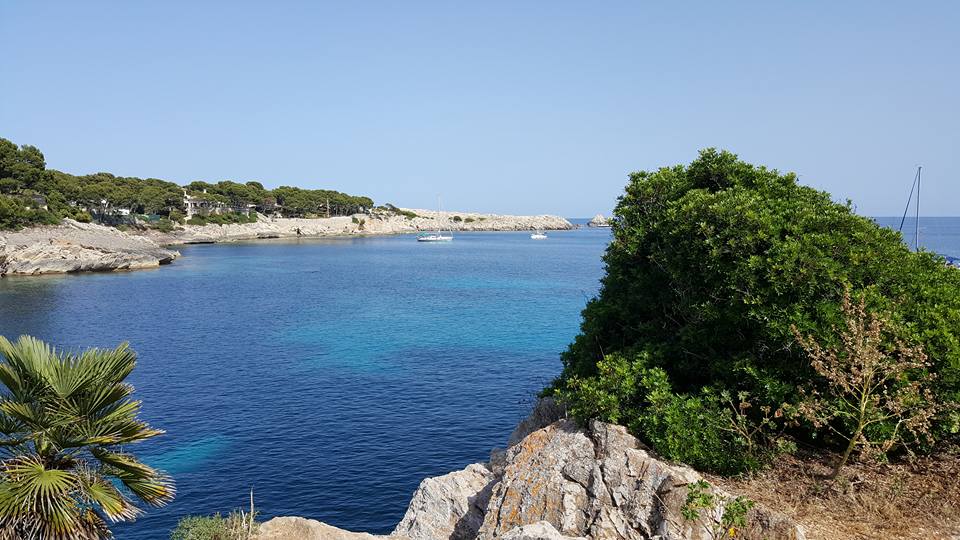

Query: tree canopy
<box><xmin>556</xmin><ymin>149</ymin><xmax>960</xmax><ymax>473</ymax></box>
<box><xmin>0</xmin><ymin>137</ymin><xmax>374</xmax><ymax>230</ymax></box>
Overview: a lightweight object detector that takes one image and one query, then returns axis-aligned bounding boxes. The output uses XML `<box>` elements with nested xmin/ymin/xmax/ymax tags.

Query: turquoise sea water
<box><xmin>0</xmin><ymin>217</ymin><xmax>957</xmax><ymax>539</ymax></box>
<box><xmin>0</xmin><ymin>223</ymin><xmax>610</xmax><ymax>539</ymax></box>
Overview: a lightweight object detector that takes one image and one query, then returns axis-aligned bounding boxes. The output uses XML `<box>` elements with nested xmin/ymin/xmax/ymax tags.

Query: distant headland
<box><xmin>0</xmin><ymin>137</ymin><xmax>573</xmax><ymax>276</ymax></box>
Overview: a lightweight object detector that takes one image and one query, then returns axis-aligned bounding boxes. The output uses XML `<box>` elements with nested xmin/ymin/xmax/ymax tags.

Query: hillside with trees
<box><xmin>0</xmin><ymin>137</ymin><xmax>374</xmax><ymax>230</ymax></box>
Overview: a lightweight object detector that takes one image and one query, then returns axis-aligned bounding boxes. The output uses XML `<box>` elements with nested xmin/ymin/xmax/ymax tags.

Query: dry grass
<box><xmin>706</xmin><ymin>445</ymin><xmax>960</xmax><ymax>540</ymax></box>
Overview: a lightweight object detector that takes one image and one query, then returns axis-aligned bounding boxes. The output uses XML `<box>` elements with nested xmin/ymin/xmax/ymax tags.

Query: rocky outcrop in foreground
<box><xmin>0</xmin><ymin>219</ymin><xmax>178</xmax><ymax>276</ymax></box>
<box><xmin>149</xmin><ymin>210</ymin><xmax>573</xmax><ymax>245</ymax></box>
<box><xmin>257</xmin><ymin>401</ymin><xmax>804</xmax><ymax>540</ymax></box>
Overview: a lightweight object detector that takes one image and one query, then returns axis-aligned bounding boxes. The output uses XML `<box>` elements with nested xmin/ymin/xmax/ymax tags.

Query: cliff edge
<box><xmin>257</xmin><ymin>400</ymin><xmax>804</xmax><ymax>540</ymax></box>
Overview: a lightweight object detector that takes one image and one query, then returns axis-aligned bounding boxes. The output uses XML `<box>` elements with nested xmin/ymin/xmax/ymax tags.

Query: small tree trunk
<box><xmin>831</xmin><ymin>429</ymin><xmax>860</xmax><ymax>479</ymax></box>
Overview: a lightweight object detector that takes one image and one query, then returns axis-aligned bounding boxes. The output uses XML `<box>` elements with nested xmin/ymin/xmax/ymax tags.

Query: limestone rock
<box><xmin>148</xmin><ymin>211</ymin><xmax>574</xmax><ymax>245</ymax></box>
<box><xmin>477</xmin><ymin>420</ymin><xmax>804</xmax><ymax>540</ymax></box>
<box><xmin>587</xmin><ymin>214</ymin><xmax>610</xmax><ymax>228</ymax></box>
<box><xmin>255</xmin><ymin>415</ymin><xmax>803</xmax><ymax>540</ymax></box>
<box><xmin>501</xmin><ymin>522</ymin><xmax>585</xmax><ymax>540</ymax></box>
<box><xmin>393</xmin><ymin>463</ymin><xmax>496</xmax><ymax>540</ymax></box>
<box><xmin>257</xmin><ymin>517</ymin><xmax>387</xmax><ymax>540</ymax></box>
<box><xmin>0</xmin><ymin>220</ymin><xmax>178</xmax><ymax>275</ymax></box>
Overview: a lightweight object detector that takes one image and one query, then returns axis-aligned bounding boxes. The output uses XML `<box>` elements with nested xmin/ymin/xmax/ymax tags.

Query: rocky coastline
<box><xmin>257</xmin><ymin>399</ymin><xmax>805</xmax><ymax>540</ymax></box>
<box><xmin>0</xmin><ymin>210</ymin><xmax>573</xmax><ymax>276</ymax></box>
<box><xmin>0</xmin><ymin>219</ymin><xmax>179</xmax><ymax>276</ymax></box>
<box><xmin>145</xmin><ymin>210</ymin><xmax>573</xmax><ymax>245</ymax></box>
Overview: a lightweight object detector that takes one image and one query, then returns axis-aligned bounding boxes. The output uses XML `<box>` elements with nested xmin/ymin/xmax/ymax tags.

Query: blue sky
<box><xmin>2</xmin><ymin>1</ymin><xmax>957</xmax><ymax>216</ymax></box>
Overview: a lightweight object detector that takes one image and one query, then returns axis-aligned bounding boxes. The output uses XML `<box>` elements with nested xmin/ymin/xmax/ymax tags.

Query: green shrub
<box><xmin>452</xmin><ymin>215</ymin><xmax>462</xmax><ymax>222</ymax></box>
<box><xmin>0</xmin><ymin>195</ymin><xmax>60</xmax><ymax>230</ymax></box>
<box><xmin>558</xmin><ymin>353</ymin><xmax>766</xmax><ymax>473</ymax></box>
<box><xmin>155</xmin><ymin>218</ymin><xmax>175</xmax><ymax>233</ymax></box>
<box><xmin>74</xmin><ymin>210</ymin><xmax>93</xmax><ymax>223</ymax></box>
<box><xmin>554</xmin><ymin>149</ymin><xmax>960</xmax><ymax>474</ymax></box>
<box><xmin>170</xmin><ymin>510</ymin><xmax>257</xmax><ymax>540</ymax></box>
<box><xmin>464</xmin><ymin>217</ymin><xmax>475</xmax><ymax>223</ymax></box>
<box><xmin>169</xmin><ymin>209</ymin><xmax>186</xmax><ymax>224</ymax></box>
<box><xmin>384</xmin><ymin>204</ymin><xmax>418</xmax><ymax>220</ymax></box>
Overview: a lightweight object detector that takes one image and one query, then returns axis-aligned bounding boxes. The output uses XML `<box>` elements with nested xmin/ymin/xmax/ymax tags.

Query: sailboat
<box><xmin>417</xmin><ymin>196</ymin><xmax>454</xmax><ymax>242</ymax></box>
<box><xmin>898</xmin><ymin>166</ymin><xmax>921</xmax><ymax>252</ymax></box>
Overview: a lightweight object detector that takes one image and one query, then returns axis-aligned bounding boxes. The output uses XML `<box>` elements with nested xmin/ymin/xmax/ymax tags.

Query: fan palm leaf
<box><xmin>0</xmin><ymin>335</ymin><xmax>175</xmax><ymax>539</ymax></box>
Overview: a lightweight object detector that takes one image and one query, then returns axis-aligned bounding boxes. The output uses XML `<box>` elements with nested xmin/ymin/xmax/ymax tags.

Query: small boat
<box><xmin>418</xmin><ymin>233</ymin><xmax>453</xmax><ymax>242</ymax></box>
<box><xmin>418</xmin><ymin>195</ymin><xmax>453</xmax><ymax>242</ymax></box>
<box><xmin>530</xmin><ymin>230</ymin><xmax>548</xmax><ymax>240</ymax></box>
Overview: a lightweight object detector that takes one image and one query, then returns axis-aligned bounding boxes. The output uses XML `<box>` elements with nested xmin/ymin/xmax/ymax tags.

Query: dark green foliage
<box><xmin>452</xmin><ymin>215</ymin><xmax>463</xmax><ymax>222</ymax></box>
<box><xmin>0</xmin><ymin>137</ymin><xmax>374</xmax><ymax>230</ymax></box>
<box><xmin>557</xmin><ymin>353</ymin><xmax>763</xmax><ymax>473</ymax></box>
<box><xmin>383</xmin><ymin>204</ymin><xmax>418</xmax><ymax>220</ymax></box>
<box><xmin>0</xmin><ymin>195</ymin><xmax>59</xmax><ymax>230</ymax></box>
<box><xmin>464</xmin><ymin>217</ymin><xmax>475</xmax><ymax>223</ymax></box>
<box><xmin>556</xmin><ymin>149</ymin><xmax>960</xmax><ymax>473</ymax></box>
<box><xmin>154</xmin><ymin>218</ymin><xmax>176</xmax><ymax>233</ymax></box>
<box><xmin>272</xmin><ymin>185</ymin><xmax>372</xmax><ymax>217</ymax></box>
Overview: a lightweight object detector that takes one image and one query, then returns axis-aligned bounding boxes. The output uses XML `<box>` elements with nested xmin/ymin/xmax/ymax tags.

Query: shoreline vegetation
<box><xmin>0</xmin><ymin>137</ymin><xmax>573</xmax><ymax>276</ymax></box>
<box><xmin>3</xmin><ymin>146</ymin><xmax>958</xmax><ymax>540</ymax></box>
<box><xmin>0</xmin><ymin>212</ymin><xmax>574</xmax><ymax>277</ymax></box>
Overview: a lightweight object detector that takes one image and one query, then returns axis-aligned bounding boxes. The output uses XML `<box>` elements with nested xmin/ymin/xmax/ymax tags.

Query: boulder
<box><xmin>477</xmin><ymin>420</ymin><xmax>805</xmax><ymax>540</ymax></box>
<box><xmin>501</xmin><ymin>522</ymin><xmax>585</xmax><ymax>540</ymax></box>
<box><xmin>0</xmin><ymin>220</ymin><xmax>179</xmax><ymax>275</ymax></box>
<box><xmin>255</xmin><ymin>412</ymin><xmax>804</xmax><ymax>540</ymax></box>
<box><xmin>257</xmin><ymin>517</ymin><xmax>385</xmax><ymax>540</ymax></box>
<box><xmin>587</xmin><ymin>214</ymin><xmax>609</xmax><ymax>228</ymax></box>
<box><xmin>393</xmin><ymin>463</ymin><xmax>496</xmax><ymax>540</ymax></box>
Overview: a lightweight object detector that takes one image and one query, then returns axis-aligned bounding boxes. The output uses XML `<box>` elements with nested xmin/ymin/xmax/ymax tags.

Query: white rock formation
<box><xmin>393</xmin><ymin>464</ymin><xmax>496</xmax><ymax>540</ymax></box>
<box><xmin>0</xmin><ymin>219</ymin><xmax>178</xmax><ymax>276</ymax></box>
<box><xmin>1</xmin><ymin>209</ymin><xmax>571</xmax><ymax>276</ymax></box>
<box><xmin>149</xmin><ymin>210</ymin><xmax>573</xmax><ymax>245</ymax></box>
<box><xmin>500</xmin><ymin>522</ymin><xmax>585</xmax><ymax>540</ymax></box>
<box><xmin>257</xmin><ymin>517</ymin><xmax>384</xmax><ymax>540</ymax></box>
<box><xmin>256</xmin><ymin>400</ymin><xmax>804</xmax><ymax>540</ymax></box>
<box><xmin>587</xmin><ymin>214</ymin><xmax>610</xmax><ymax>228</ymax></box>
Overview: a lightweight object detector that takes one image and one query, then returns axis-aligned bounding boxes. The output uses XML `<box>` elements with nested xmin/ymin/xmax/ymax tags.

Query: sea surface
<box><xmin>0</xmin><ymin>221</ymin><xmax>610</xmax><ymax>539</ymax></box>
<box><xmin>0</xmin><ymin>217</ymin><xmax>957</xmax><ymax>539</ymax></box>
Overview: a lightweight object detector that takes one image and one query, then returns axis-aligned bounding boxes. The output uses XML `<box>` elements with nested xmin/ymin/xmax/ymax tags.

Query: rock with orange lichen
<box><xmin>258</xmin><ymin>401</ymin><xmax>804</xmax><ymax>540</ymax></box>
<box><xmin>477</xmin><ymin>419</ymin><xmax>805</xmax><ymax>540</ymax></box>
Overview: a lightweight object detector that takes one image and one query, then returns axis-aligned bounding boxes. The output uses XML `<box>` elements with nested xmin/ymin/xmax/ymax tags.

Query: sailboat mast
<box><xmin>915</xmin><ymin>166</ymin><xmax>921</xmax><ymax>252</ymax></box>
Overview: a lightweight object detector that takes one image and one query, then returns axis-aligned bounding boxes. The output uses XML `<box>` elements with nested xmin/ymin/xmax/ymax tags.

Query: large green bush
<box><xmin>555</xmin><ymin>149</ymin><xmax>960</xmax><ymax>472</ymax></box>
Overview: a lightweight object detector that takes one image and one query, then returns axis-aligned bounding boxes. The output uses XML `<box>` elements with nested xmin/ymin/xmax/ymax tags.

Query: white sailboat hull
<box><xmin>417</xmin><ymin>234</ymin><xmax>453</xmax><ymax>242</ymax></box>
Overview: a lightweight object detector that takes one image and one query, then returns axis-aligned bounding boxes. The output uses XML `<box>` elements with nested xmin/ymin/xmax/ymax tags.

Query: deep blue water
<box><xmin>0</xmin><ymin>223</ymin><xmax>610</xmax><ymax>539</ymax></box>
<box><xmin>1</xmin><ymin>217</ymin><xmax>957</xmax><ymax>539</ymax></box>
<box><xmin>873</xmin><ymin>216</ymin><xmax>960</xmax><ymax>259</ymax></box>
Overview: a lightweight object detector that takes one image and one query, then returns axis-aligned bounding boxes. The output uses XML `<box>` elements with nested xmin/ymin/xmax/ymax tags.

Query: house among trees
<box><xmin>183</xmin><ymin>189</ymin><xmax>227</xmax><ymax>220</ymax></box>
